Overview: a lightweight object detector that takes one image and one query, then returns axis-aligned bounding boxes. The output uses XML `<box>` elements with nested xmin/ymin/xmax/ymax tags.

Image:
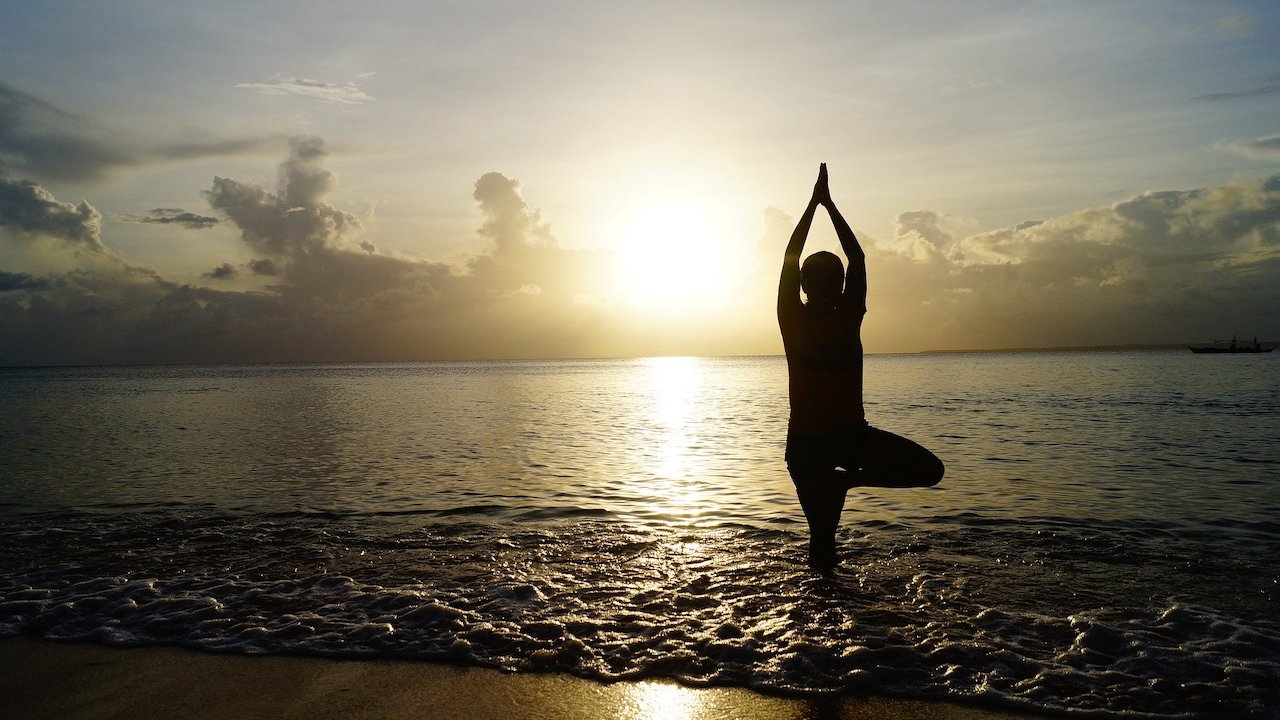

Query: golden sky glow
<box><xmin>2</xmin><ymin>2</ymin><xmax>1279</xmax><ymax>363</ymax></box>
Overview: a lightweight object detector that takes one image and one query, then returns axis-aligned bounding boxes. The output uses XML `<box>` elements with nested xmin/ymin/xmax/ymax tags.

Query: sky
<box><xmin>2</xmin><ymin>0</ymin><xmax>1279</xmax><ymax>364</ymax></box>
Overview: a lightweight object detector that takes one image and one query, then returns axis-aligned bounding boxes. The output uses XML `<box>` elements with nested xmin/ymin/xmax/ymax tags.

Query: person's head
<box><xmin>800</xmin><ymin>251</ymin><xmax>844</xmax><ymax>305</ymax></box>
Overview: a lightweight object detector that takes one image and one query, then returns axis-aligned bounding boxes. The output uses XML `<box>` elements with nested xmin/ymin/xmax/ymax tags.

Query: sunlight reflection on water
<box><xmin>646</xmin><ymin>357</ymin><xmax>696</xmax><ymax>479</ymax></box>
<box><xmin>634</xmin><ymin>357</ymin><xmax>712</xmax><ymax>524</ymax></box>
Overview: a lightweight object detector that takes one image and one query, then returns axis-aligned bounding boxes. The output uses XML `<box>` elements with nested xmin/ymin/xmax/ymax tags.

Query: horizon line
<box><xmin>4</xmin><ymin>342</ymin><xmax>1276</xmax><ymax>370</ymax></box>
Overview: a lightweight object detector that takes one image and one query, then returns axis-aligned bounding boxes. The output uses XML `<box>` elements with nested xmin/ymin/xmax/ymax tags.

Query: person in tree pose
<box><xmin>778</xmin><ymin>163</ymin><xmax>944</xmax><ymax>572</ymax></box>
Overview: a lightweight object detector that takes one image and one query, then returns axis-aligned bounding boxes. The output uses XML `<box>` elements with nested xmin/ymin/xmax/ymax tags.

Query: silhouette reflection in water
<box><xmin>778</xmin><ymin>164</ymin><xmax>944</xmax><ymax>573</ymax></box>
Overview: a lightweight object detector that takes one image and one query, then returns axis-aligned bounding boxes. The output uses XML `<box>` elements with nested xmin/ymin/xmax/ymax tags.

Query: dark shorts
<box><xmin>786</xmin><ymin>421</ymin><xmax>945</xmax><ymax>488</ymax></box>
<box><xmin>785</xmin><ymin>420</ymin><xmax>873</xmax><ymax>473</ymax></box>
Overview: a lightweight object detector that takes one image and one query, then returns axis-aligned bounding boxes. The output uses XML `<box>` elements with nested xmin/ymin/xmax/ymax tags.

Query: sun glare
<box><xmin>617</xmin><ymin>202</ymin><xmax>731</xmax><ymax>313</ymax></box>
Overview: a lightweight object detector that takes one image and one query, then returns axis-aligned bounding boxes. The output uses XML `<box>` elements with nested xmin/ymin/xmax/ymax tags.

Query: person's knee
<box><xmin>921</xmin><ymin>454</ymin><xmax>944</xmax><ymax>487</ymax></box>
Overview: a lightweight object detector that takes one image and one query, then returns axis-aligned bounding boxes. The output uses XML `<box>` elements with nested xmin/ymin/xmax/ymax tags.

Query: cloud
<box><xmin>203</xmin><ymin>263</ymin><xmax>237</xmax><ymax>280</ymax></box>
<box><xmin>236</xmin><ymin>76</ymin><xmax>373</xmax><ymax>105</ymax></box>
<box><xmin>158</xmin><ymin>138</ymin><xmax>279</xmax><ymax>160</ymax></box>
<box><xmin>0</xmin><ymin>178</ymin><xmax>105</xmax><ymax>251</ymax></box>
<box><xmin>205</xmin><ymin>136</ymin><xmax>362</xmax><ymax>258</ymax></box>
<box><xmin>0</xmin><ymin>83</ymin><xmax>134</xmax><ymax>182</ymax></box>
<box><xmin>1195</xmin><ymin>75</ymin><xmax>1280</xmax><ymax>102</ymax></box>
<box><xmin>1222</xmin><ymin>134</ymin><xmax>1280</xmax><ymax>161</ymax></box>
<box><xmin>247</xmin><ymin>258</ymin><xmax>280</xmax><ymax>276</ymax></box>
<box><xmin>890</xmin><ymin>210</ymin><xmax>957</xmax><ymax>262</ymax></box>
<box><xmin>0</xmin><ymin>270</ymin><xmax>52</xmax><ymax>292</ymax></box>
<box><xmin>862</xmin><ymin>174</ymin><xmax>1280</xmax><ymax>350</ymax></box>
<box><xmin>118</xmin><ymin>208</ymin><xmax>220</xmax><ymax>228</ymax></box>
<box><xmin>0</xmin><ymin>82</ymin><xmax>275</xmax><ymax>182</ymax></box>
<box><xmin>0</xmin><ymin>136</ymin><xmax>626</xmax><ymax>365</ymax></box>
<box><xmin>467</xmin><ymin>171</ymin><xmax>569</xmax><ymax>295</ymax></box>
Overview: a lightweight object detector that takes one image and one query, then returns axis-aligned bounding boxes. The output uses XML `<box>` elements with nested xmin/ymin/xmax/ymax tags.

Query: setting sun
<box><xmin>617</xmin><ymin>202</ymin><xmax>731</xmax><ymax>312</ymax></box>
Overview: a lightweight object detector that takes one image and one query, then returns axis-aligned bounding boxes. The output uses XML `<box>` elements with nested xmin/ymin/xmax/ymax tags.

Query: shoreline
<box><xmin>0</xmin><ymin>636</ymin><xmax>1049</xmax><ymax>720</ymax></box>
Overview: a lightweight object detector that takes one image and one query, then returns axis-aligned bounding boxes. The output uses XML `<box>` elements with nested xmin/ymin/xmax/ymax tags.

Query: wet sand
<box><xmin>0</xmin><ymin>637</ymin><xmax>1048</xmax><ymax>719</ymax></box>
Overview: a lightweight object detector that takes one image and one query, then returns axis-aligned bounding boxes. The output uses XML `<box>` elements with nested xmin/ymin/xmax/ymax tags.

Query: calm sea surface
<box><xmin>1</xmin><ymin>352</ymin><xmax>1277</xmax><ymax>717</ymax></box>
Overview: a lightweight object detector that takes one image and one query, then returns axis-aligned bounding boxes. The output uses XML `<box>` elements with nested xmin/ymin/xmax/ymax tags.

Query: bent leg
<box><xmin>852</xmin><ymin>426</ymin><xmax>944</xmax><ymax>489</ymax></box>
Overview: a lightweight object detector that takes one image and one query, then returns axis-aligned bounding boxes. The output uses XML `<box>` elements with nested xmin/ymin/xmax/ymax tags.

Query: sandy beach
<box><xmin>0</xmin><ymin>637</ymin><xmax>1048</xmax><ymax>720</ymax></box>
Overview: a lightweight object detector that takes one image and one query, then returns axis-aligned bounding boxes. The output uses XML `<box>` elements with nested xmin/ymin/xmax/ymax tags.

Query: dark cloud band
<box><xmin>1</xmin><ymin>82</ymin><xmax>276</xmax><ymax>182</ymax></box>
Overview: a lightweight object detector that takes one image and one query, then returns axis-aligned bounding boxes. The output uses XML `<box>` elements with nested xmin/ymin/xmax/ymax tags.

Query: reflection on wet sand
<box><xmin>0</xmin><ymin>637</ymin><xmax>1042</xmax><ymax>720</ymax></box>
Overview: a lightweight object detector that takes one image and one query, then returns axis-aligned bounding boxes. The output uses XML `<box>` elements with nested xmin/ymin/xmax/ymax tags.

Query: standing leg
<box><xmin>788</xmin><ymin>465</ymin><xmax>847</xmax><ymax>572</ymax></box>
<box><xmin>851</xmin><ymin>426</ymin><xmax>944</xmax><ymax>489</ymax></box>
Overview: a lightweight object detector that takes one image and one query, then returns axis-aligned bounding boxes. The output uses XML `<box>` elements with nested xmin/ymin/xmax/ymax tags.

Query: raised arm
<box><xmin>779</xmin><ymin>165</ymin><xmax>827</xmax><ymax>319</ymax></box>
<box><xmin>822</xmin><ymin>190</ymin><xmax>866</xmax><ymax>310</ymax></box>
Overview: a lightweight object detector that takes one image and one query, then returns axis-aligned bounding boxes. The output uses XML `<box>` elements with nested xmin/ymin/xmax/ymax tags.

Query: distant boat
<box><xmin>1188</xmin><ymin>336</ymin><xmax>1273</xmax><ymax>354</ymax></box>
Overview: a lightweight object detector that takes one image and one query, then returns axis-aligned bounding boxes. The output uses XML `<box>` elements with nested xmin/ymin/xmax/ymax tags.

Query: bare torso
<box><xmin>779</xmin><ymin>302</ymin><xmax>864</xmax><ymax>433</ymax></box>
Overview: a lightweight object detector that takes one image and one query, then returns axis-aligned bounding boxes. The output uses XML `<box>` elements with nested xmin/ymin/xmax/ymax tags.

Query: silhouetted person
<box><xmin>778</xmin><ymin>164</ymin><xmax>944</xmax><ymax>573</ymax></box>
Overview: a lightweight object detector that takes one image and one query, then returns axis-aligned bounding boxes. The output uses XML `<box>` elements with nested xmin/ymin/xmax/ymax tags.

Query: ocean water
<box><xmin>1</xmin><ymin>352</ymin><xmax>1277</xmax><ymax>718</ymax></box>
